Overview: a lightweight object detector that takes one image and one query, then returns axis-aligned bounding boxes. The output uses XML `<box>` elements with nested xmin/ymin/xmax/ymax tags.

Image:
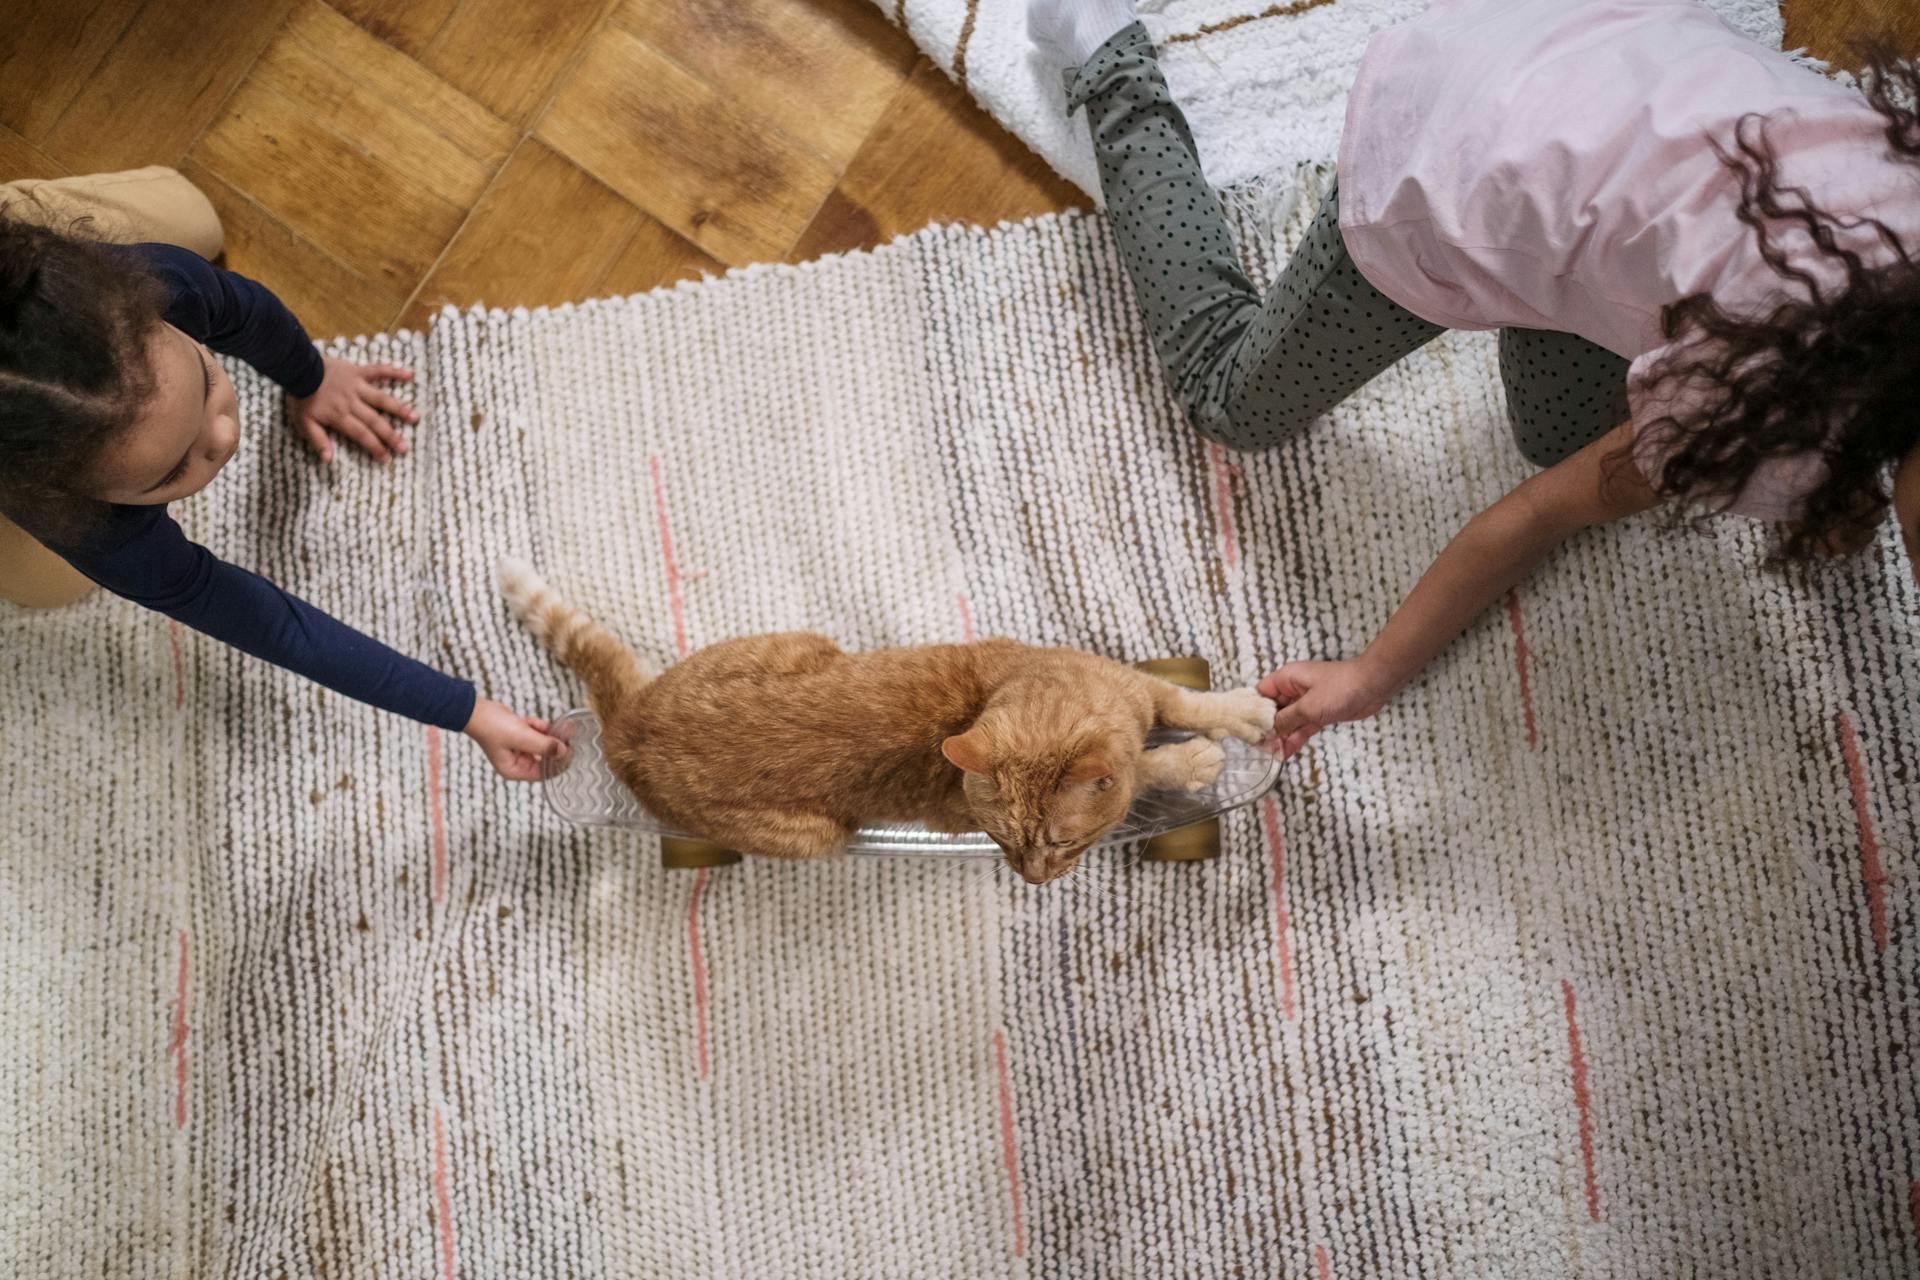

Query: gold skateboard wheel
<box><xmin>1142</xmin><ymin>815</ymin><xmax>1221</xmax><ymax>862</ymax></box>
<box><xmin>660</xmin><ymin>836</ymin><xmax>743</xmax><ymax>869</ymax></box>
<box><xmin>1133</xmin><ymin>656</ymin><xmax>1211</xmax><ymax>692</ymax></box>
<box><xmin>1135</xmin><ymin>657</ymin><xmax>1221</xmax><ymax>862</ymax></box>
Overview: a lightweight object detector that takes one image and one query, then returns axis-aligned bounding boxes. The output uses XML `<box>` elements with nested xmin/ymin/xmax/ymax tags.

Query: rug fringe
<box><xmin>1220</xmin><ymin>161</ymin><xmax>1334</xmax><ymax>250</ymax></box>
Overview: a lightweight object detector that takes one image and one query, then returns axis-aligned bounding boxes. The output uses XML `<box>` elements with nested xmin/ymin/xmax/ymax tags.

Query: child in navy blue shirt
<box><xmin>0</xmin><ymin>172</ymin><xmax>560</xmax><ymax>780</ymax></box>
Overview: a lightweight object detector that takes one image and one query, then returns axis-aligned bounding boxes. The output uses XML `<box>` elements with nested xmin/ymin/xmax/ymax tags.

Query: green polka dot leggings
<box><xmin>1065</xmin><ymin>23</ymin><xmax>1629</xmax><ymax>467</ymax></box>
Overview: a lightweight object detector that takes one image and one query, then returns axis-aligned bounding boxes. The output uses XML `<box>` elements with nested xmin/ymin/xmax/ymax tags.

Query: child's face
<box><xmin>87</xmin><ymin>323</ymin><xmax>241</xmax><ymax>507</ymax></box>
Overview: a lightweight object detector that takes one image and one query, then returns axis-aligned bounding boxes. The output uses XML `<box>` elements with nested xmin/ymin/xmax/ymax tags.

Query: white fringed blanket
<box><xmin>2</xmin><ymin>173</ymin><xmax>1915</xmax><ymax>1277</ymax></box>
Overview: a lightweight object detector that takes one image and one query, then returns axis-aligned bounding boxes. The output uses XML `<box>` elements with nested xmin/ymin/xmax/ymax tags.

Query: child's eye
<box><xmin>161</xmin><ymin>458</ymin><xmax>190</xmax><ymax>487</ymax></box>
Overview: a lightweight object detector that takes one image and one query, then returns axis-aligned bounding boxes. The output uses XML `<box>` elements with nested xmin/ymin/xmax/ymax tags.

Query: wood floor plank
<box><xmin>43</xmin><ymin>0</ymin><xmax>295</xmax><ymax>173</ymax></box>
<box><xmin>1782</xmin><ymin>0</ymin><xmax>1920</xmax><ymax>63</ymax></box>
<box><xmin>788</xmin><ymin>58</ymin><xmax>1087</xmax><ymax>262</ymax></box>
<box><xmin>327</xmin><ymin>0</ymin><xmax>460</xmax><ymax>59</ymax></box>
<box><xmin>0</xmin><ymin>0</ymin><xmax>145</xmax><ymax>143</ymax></box>
<box><xmin>188</xmin><ymin>0</ymin><xmax>516</xmax><ymax>303</ymax></box>
<box><xmin>178</xmin><ymin>158</ymin><xmax>405</xmax><ymax>339</ymax></box>
<box><xmin>610</xmin><ymin>0</ymin><xmax>917</xmax><ymax>172</ymax></box>
<box><xmin>590</xmin><ymin>210</ymin><xmax>725</xmax><ymax>299</ymax></box>
<box><xmin>405</xmin><ymin>138</ymin><xmax>652</xmax><ymax>326</ymax></box>
<box><xmin>190</xmin><ymin>74</ymin><xmax>471</xmax><ymax>293</ymax></box>
<box><xmin>252</xmin><ymin>0</ymin><xmax>515</xmax><ymax>209</ymax></box>
<box><xmin>0</xmin><ymin>123</ymin><xmax>70</xmax><ymax>183</ymax></box>
<box><xmin>540</xmin><ymin>24</ymin><xmax>841</xmax><ymax>265</ymax></box>
<box><xmin>425</xmin><ymin>0</ymin><xmax>612</xmax><ymax>126</ymax></box>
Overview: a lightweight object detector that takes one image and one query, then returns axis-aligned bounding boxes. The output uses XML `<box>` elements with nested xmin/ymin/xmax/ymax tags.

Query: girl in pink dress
<box><xmin>1032</xmin><ymin>0</ymin><xmax>1920</xmax><ymax>755</ymax></box>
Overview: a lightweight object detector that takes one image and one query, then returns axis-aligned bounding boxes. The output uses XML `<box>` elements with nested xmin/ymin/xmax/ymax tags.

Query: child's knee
<box><xmin>1514</xmin><ymin>437</ymin><xmax>1568</xmax><ymax>469</ymax></box>
<box><xmin>1507</xmin><ymin>414</ymin><xmax>1586</xmax><ymax>469</ymax></box>
<box><xmin>1187</xmin><ymin>396</ymin><xmax>1306</xmax><ymax>453</ymax></box>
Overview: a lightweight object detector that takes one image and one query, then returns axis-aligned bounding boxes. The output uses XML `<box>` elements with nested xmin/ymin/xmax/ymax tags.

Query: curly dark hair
<box><xmin>1632</xmin><ymin>49</ymin><xmax>1920</xmax><ymax>561</ymax></box>
<box><xmin>0</xmin><ymin>210</ymin><xmax>167</xmax><ymax>540</ymax></box>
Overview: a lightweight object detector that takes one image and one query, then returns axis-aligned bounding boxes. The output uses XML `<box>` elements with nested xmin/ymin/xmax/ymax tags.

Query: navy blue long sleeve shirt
<box><xmin>5</xmin><ymin>245</ymin><xmax>476</xmax><ymax>731</ymax></box>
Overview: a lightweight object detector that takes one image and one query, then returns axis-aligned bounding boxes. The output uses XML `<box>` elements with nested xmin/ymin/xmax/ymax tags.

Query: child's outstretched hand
<box><xmin>1257</xmin><ymin>659</ymin><xmax>1389</xmax><ymax>759</ymax></box>
<box><xmin>290</xmin><ymin>357</ymin><xmax>420</xmax><ymax>465</ymax></box>
<box><xmin>464</xmin><ymin>698</ymin><xmax>567</xmax><ymax>782</ymax></box>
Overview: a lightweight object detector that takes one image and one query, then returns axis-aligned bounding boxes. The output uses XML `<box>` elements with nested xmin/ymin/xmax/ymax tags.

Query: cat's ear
<box><xmin>1064</xmin><ymin>755</ymin><xmax>1114</xmax><ymax>791</ymax></box>
<box><xmin>942</xmin><ymin>730</ymin><xmax>992</xmax><ymax>775</ymax></box>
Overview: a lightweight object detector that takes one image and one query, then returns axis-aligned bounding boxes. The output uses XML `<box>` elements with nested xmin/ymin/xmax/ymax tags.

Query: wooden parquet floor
<box><xmin>1</xmin><ymin>0</ymin><xmax>1913</xmax><ymax>338</ymax></box>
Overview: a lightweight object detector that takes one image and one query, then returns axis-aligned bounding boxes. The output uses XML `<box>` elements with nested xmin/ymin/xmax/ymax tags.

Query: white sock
<box><xmin>1028</xmin><ymin>0</ymin><xmax>1138</xmax><ymax>69</ymax></box>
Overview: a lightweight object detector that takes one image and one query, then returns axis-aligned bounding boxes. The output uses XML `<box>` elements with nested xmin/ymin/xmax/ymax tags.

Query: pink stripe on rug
<box><xmin>1505</xmin><ymin>590</ymin><xmax>1541</xmax><ymax>750</ymax></box>
<box><xmin>1835</xmin><ymin>711</ymin><xmax>1891</xmax><ymax>953</ymax></box>
<box><xmin>993</xmin><ymin>1030</ymin><xmax>1027</xmax><ymax>1256</ymax></box>
<box><xmin>688</xmin><ymin>867</ymin><xmax>712</xmax><ymax>1079</ymax></box>
<box><xmin>1260</xmin><ymin>796</ymin><xmax>1298</xmax><ymax>1020</ymax></box>
<box><xmin>1207</xmin><ymin>443</ymin><xmax>1241</xmax><ymax>569</ymax></box>
<box><xmin>1315</xmin><ymin>1243</ymin><xmax>1332</xmax><ymax>1279</ymax></box>
<box><xmin>427</xmin><ymin>727</ymin><xmax>448</xmax><ymax>905</ymax></box>
<box><xmin>1561</xmin><ymin>980</ymin><xmax>1602</xmax><ymax>1221</ymax></box>
<box><xmin>957</xmin><ymin>592</ymin><xmax>976</xmax><ymax>643</ymax></box>
<box><xmin>648</xmin><ymin>455</ymin><xmax>689</xmax><ymax>658</ymax></box>
<box><xmin>433</xmin><ymin>1105</ymin><xmax>456</xmax><ymax>1280</ymax></box>
<box><xmin>168</xmin><ymin>930</ymin><xmax>189</xmax><ymax>1129</ymax></box>
<box><xmin>167</xmin><ymin>620</ymin><xmax>185</xmax><ymax>710</ymax></box>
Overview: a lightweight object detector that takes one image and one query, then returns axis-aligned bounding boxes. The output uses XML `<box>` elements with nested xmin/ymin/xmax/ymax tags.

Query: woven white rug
<box><xmin>2</xmin><ymin>172</ymin><xmax>1915</xmax><ymax>1277</ymax></box>
<box><xmin>877</xmin><ymin>0</ymin><xmax>1790</xmax><ymax>195</ymax></box>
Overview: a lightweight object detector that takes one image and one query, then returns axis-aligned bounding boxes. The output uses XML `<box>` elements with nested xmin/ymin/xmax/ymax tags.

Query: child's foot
<box><xmin>1028</xmin><ymin>0</ymin><xmax>1138</xmax><ymax>69</ymax></box>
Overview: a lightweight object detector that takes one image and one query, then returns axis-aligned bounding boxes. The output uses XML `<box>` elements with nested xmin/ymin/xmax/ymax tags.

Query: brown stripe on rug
<box><xmin>1165</xmin><ymin>0</ymin><xmax>1335</xmax><ymax>45</ymax></box>
<box><xmin>954</xmin><ymin>0</ymin><xmax>980</xmax><ymax>85</ymax></box>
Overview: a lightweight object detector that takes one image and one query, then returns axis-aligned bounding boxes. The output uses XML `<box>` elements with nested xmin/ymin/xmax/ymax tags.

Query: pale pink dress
<box><xmin>1336</xmin><ymin>0</ymin><xmax>1918</xmax><ymax>518</ymax></box>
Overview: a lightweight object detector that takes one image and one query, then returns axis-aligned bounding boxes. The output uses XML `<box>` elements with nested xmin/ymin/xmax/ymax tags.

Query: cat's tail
<box><xmin>498</xmin><ymin>558</ymin><xmax>656</xmax><ymax>717</ymax></box>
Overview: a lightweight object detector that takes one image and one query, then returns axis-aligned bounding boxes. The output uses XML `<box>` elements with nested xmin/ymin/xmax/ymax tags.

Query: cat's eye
<box><xmin>1092</xmin><ymin>776</ymin><xmax>1114</xmax><ymax>792</ymax></box>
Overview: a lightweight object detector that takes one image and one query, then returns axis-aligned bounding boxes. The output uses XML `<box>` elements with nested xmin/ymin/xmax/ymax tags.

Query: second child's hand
<box><xmin>1259</xmin><ymin>659</ymin><xmax>1389</xmax><ymax>759</ymax></box>
<box><xmin>291</xmin><ymin>357</ymin><xmax>420</xmax><ymax>465</ymax></box>
<box><xmin>1258</xmin><ymin>421</ymin><xmax>1657</xmax><ymax>759</ymax></box>
<box><xmin>465</xmin><ymin>698</ymin><xmax>568</xmax><ymax>782</ymax></box>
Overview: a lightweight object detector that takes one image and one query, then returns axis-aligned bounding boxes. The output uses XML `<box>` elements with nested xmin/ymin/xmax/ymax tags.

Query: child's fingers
<box><xmin>357</xmin><ymin>405</ymin><xmax>407</xmax><ymax>457</ymax></box>
<box><xmin>1272</xmin><ymin>701</ymin><xmax>1316</xmax><ymax>743</ymax></box>
<box><xmin>365</xmin><ymin>387</ymin><xmax>421</xmax><ymax>426</ymax></box>
<box><xmin>496</xmin><ymin>750</ymin><xmax>541</xmax><ymax>782</ymax></box>
<box><xmin>1281</xmin><ymin>726</ymin><xmax>1316</xmax><ymax>758</ymax></box>
<box><xmin>347</xmin><ymin>407</ymin><xmax>397</xmax><ymax>462</ymax></box>
<box><xmin>335</xmin><ymin>417</ymin><xmax>388</xmax><ymax>462</ymax></box>
<box><xmin>361</xmin><ymin>362</ymin><xmax>414</xmax><ymax>383</ymax></box>
<box><xmin>1262</xmin><ymin>664</ymin><xmax>1312</xmax><ymax>706</ymax></box>
<box><xmin>509</xmin><ymin>719</ymin><xmax>564</xmax><ymax>756</ymax></box>
<box><xmin>525</xmin><ymin>720</ymin><xmax>571</xmax><ymax>766</ymax></box>
<box><xmin>298</xmin><ymin>417</ymin><xmax>335</xmax><ymax>463</ymax></box>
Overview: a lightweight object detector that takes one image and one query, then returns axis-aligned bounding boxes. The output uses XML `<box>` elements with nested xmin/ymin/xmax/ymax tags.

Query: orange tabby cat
<box><xmin>500</xmin><ymin>560</ymin><xmax>1275</xmax><ymax>883</ymax></box>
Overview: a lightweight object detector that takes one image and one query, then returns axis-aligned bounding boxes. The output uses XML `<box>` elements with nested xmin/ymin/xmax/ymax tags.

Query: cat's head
<box><xmin>941</xmin><ymin>715</ymin><xmax>1137</xmax><ymax>884</ymax></box>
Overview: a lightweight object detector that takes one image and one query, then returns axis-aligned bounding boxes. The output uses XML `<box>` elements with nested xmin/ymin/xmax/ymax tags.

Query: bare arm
<box><xmin>1895</xmin><ymin>441</ymin><xmax>1920</xmax><ymax>587</ymax></box>
<box><xmin>1260</xmin><ymin>421</ymin><xmax>1658</xmax><ymax>756</ymax></box>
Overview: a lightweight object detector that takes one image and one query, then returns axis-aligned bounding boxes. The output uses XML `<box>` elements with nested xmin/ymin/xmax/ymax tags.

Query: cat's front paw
<box><xmin>1208</xmin><ymin>687</ymin><xmax>1278</xmax><ymax>743</ymax></box>
<box><xmin>1165</xmin><ymin>737</ymin><xmax>1225</xmax><ymax>791</ymax></box>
